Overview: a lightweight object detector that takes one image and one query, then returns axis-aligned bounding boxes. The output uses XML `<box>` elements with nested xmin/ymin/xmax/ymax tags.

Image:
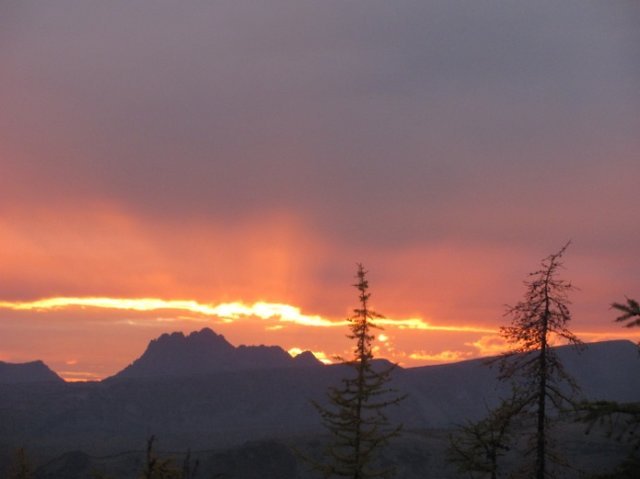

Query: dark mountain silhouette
<box><xmin>0</xmin><ymin>359</ymin><xmax>63</xmax><ymax>383</ymax></box>
<box><xmin>109</xmin><ymin>328</ymin><xmax>323</xmax><ymax>380</ymax></box>
<box><xmin>31</xmin><ymin>440</ymin><xmax>300</xmax><ymax>479</ymax></box>
<box><xmin>0</xmin><ymin>335</ymin><xmax>638</xmax><ymax>479</ymax></box>
<box><xmin>396</xmin><ymin>340</ymin><xmax>640</xmax><ymax>426</ymax></box>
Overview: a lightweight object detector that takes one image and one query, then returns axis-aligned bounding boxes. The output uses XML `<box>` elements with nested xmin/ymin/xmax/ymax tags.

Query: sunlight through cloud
<box><xmin>408</xmin><ymin>350</ymin><xmax>473</xmax><ymax>363</ymax></box>
<box><xmin>0</xmin><ymin>297</ymin><xmax>497</xmax><ymax>335</ymax></box>
<box><xmin>377</xmin><ymin>317</ymin><xmax>495</xmax><ymax>333</ymax></box>
<box><xmin>0</xmin><ymin>297</ymin><xmax>341</xmax><ymax>327</ymax></box>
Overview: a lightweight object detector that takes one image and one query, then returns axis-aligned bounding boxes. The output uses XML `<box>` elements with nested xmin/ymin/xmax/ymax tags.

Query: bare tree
<box><xmin>498</xmin><ymin>243</ymin><xmax>582</xmax><ymax>478</ymax></box>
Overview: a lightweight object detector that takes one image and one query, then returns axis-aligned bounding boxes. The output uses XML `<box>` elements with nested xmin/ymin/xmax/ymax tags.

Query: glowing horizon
<box><xmin>2</xmin><ymin>295</ymin><xmax>639</xmax><ymax>382</ymax></box>
<box><xmin>1</xmin><ymin>2</ymin><xmax>638</xmax><ymax>385</ymax></box>
<box><xmin>0</xmin><ymin>296</ymin><xmax>500</xmax><ymax>334</ymax></box>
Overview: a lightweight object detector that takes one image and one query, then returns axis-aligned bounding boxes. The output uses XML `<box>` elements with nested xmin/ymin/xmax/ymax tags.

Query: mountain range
<box><xmin>1</xmin><ymin>328</ymin><xmax>639</xmax><ymax>478</ymax></box>
<box><xmin>110</xmin><ymin>328</ymin><xmax>322</xmax><ymax>380</ymax></box>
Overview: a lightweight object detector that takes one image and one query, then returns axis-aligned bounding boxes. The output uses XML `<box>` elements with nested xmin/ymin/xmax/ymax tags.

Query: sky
<box><xmin>1</xmin><ymin>1</ymin><xmax>639</xmax><ymax>381</ymax></box>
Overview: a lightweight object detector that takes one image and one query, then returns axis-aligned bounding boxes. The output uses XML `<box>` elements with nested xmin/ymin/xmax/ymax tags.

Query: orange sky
<box><xmin>1</xmin><ymin>2</ymin><xmax>639</xmax><ymax>380</ymax></box>
<box><xmin>0</xmin><ymin>206</ymin><xmax>638</xmax><ymax>381</ymax></box>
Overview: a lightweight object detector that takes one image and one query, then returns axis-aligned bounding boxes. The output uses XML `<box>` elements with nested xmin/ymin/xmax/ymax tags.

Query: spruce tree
<box><xmin>498</xmin><ymin>243</ymin><xmax>582</xmax><ymax>479</ymax></box>
<box><xmin>577</xmin><ymin>295</ymin><xmax>640</xmax><ymax>476</ymax></box>
<box><xmin>612</xmin><ymin>298</ymin><xmax>640</xmax><ymax>332</ymax></box>
<box><xmin>448</xmin><ymin>388</ymin><xmax>527</xmax><ymax>479</ymax></box>
<box><xmin>313</xmin><ymin>264</ymin><xmax>405</xmax><ymax>479</ymax></box>
<box><xmin>140</xmin><ymin>436</ymin><xmax>180</xmax><ymax>479</ymax></box>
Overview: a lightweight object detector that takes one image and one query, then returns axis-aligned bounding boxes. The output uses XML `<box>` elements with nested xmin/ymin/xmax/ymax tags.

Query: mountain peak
<box><xmin>188</xmin><ymin>327</ymin><xmax>233</xmax><ymax>346</ymax></box>
<box><xmin>292</xmin><ymin>350</ymin><xmax>324</xmax><ymax>367</ymax></box>
<box><xmin>0</xmin><ymin>360</ymin><xmax>64</xmax><ymax>383</ymax></box>
<box><xmin>146</xmin><ymin>328</ymin><xmax>234</xmax><ymax>354</ymax></box>
<box><xmin>109</xmin><ymin>328</ymin><xmax>322</xmax><ymax>380</ymax></box>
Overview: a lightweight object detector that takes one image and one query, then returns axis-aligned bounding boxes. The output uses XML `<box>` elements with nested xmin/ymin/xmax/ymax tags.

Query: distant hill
<box><xmin>0</xmin><ymin>335</ymin><xmax>638</xmax><ymax>476</ymax></box>
<box><xmin>0</xmin><ymin>360</ymin><xmax>63</xmax><ymax>384</ymax></box>
<box><xmin>109</xmin><ymin>328</ymin><xmax>323</xmax><ymax>380</ymax></box>
<box><xmin>395</xmin><ymin>339</ymin><xmax>640</xmax><ymax>427</ymax></box>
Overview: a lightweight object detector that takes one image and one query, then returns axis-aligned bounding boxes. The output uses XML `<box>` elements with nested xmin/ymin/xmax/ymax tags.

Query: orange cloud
<box><xmin>58</xmin><ymin>371</ymin><xmax>102</xmax><ymax>382</ymax></box>
<box><xmin>465</xmin><ymin>335</ymin><xmax>510</xmax><ymax>357</ymax></box>
<box><xmin>0</xmin><ymin>296</ymin><xmax>500</xmax><ymax>336</ymax></box>
<box><xmin>376</xmin><ymin>317</ymin><xmax>495</xmax><ymax>333</ymax></box>
<box><xmin>408</xmin><ymin>349</ymin><xmax>473</xmax><ymax>363</ymax></box>
<box><xmin>0</xmin><ymin>297</ymin><xmax>341</xmax><ymax>327</ymax></box>
<box><xmin>0</xmin><ymin>205</ymin><xmax>329</xmax><ymax>308</ymax></box>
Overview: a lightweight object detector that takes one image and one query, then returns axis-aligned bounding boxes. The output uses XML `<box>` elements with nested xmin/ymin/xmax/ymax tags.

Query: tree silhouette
<box><xmin>313</xmin><ymin>264</ymin><xmax>405</xmax><ymax>479</ymax></box>
<box><xmin>448</xmin><ymin>388</ymin><xmax>528</xmax><ymax>479</ymax></box>
<box><xmin>8</xmin><ymin>448</ymin><xmax>32</xmax><ymax>479</ymax></box>
<box><xmin>576</xmin><ymin>295</ymin><xmax>640</xmax><ymax>476</ymax></box>
<box><xmin>498</xmin><ymin>243</ymin><xmax>582</xmax><ymax>479</ymax></box>
<box><xmin>179</xmin><ymin>450</ymin><xmax>199</xmax><ymax>479</ymax></box>
<box><xmin>612</xmin><ymin>298</ymin><xmax>640</xmax><ymax>334</ymax></box>
<box><xmin>141</xmin><ymin>436</ymin><xmax>175</xmax><ymax>479</ymax></box>
<box><xmin>90</xmin><ymin>438</ymin><xmax>201</xmax><ymax>479</ymax></box>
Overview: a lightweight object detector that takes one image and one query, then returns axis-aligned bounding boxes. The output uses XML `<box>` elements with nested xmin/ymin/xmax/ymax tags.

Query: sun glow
<box><xmin>0</xmin><ymin>296</ymin><xmax>496</xmax><ymax>334</ymax></box>
<box><xmin>0</xmin><ymin>297</ymin><xmax>341</xmax><ymax>327</ymax></box>
<box><xmin>376</xmin><ymin>317</ymin><xmax>495</xmax><ymax>333</ymax></box>
<box><xmin>58</xmin><ymin>371</ymin><xmax>102</xmax><ymax>382</ymax></box>
<box><xmin>408</xmin><ymin>350</ymin><xmax>473</xmax><ymax>363</ymax></box>
<box><xmin>2</xmin><ymin>296</ymin><xmax>637</xmax><ymax>378</ymax></box>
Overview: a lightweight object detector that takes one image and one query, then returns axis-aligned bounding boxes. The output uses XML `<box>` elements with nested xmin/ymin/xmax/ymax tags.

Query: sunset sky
<box><xmin>1</xmin><ymin>1</ymin><xmax>639</xmax><ymax>381</ymax></box>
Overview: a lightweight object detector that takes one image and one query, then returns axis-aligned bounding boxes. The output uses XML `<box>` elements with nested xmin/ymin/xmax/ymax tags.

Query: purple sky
<box><xmin>1</xmin><ymin>1</ymin><xmax>639</xmax><ymax>379</ymax></box>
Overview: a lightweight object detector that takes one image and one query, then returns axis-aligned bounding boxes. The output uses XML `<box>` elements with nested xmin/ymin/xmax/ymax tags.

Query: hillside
<box><xmin>0</xmin><ymin>337</ymin><xmax>638</xmax><ymax>457</ymax></box>
<box><xmin>0</xmin><ymin>360</ymin><xmax>63</xmax><ymax>384</ymax></box>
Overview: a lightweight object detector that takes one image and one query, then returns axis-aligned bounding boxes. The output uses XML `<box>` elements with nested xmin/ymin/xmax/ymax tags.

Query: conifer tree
<box><xmin>577</xmin><ymin>295</ymin><xmax>640</xmax><ymax>476</ymax></box>
<box><xmin>140</xmin><ymin>436</ymin><xmax>181</xmax><ymax>479</ymax></box>
<box><xmin>448</xmin><ymin>388</ymin><xmax>527</xmax><ymax>479</ymax></box>
<box><xmin>498</xmin><ymin>243</ymin><xmax>582</xmax><ymax>479</ymax></box>
<box><xmin>313</xmin><ymin>264</ymin><xmax>405</xmax><ymax>479</ymax></box>
<box><xmin>612</xmin><ymin>298</ymin><xmax>640</xmax><ymax>335</ymax></box>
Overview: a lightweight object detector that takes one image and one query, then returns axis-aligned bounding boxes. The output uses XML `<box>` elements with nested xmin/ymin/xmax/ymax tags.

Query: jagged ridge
<box><xmin>110</xmin><ymin>328</ymin><xmax>323</xmax><ymax>380</ymax></box>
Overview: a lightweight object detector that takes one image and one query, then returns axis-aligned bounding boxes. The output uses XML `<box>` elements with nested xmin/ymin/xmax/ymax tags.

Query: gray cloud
<box><xmin>1</xmin><ymin>0</ymin><xmax>638</xmax><ymax>254</ymax></box>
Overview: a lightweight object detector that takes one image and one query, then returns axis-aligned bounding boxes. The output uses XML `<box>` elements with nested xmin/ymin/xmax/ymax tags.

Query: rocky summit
<box><xmin>109</xmin><ymin>327</ymin><xmax>323</xmax><ymax>380</ymax></box>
